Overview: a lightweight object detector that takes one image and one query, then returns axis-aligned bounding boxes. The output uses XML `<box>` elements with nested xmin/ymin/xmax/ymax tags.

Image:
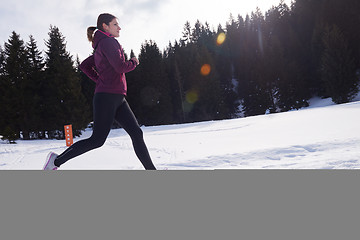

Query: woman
<box><xmin>43</xmin><ymin>13</ymin><xmax>156</xmax><ymax>170</ymax></box>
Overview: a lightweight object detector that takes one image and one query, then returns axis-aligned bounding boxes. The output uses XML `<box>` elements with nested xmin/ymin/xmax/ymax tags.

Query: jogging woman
<box><xmin>43</xmin><ymin>13</ymin><xmax>156</xmax><ymax>170</ymax></box>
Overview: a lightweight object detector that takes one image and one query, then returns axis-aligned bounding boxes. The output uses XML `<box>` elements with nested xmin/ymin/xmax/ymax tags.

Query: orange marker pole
<box><xmin>64</xmin><ymin>124</ymin><xmax>73</xmax><ymax>147</ymax></box>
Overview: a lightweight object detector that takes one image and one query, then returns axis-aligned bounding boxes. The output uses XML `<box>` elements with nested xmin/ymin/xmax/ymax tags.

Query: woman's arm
<box><xmin>101</xmin><ymin>38</ymin><xmax>137</xmax><ymax>74</ymax></box>
<box><xmin>79</xmin><ymin>55</ymin><xmax>99</xmax><ymax>83</ymax></box>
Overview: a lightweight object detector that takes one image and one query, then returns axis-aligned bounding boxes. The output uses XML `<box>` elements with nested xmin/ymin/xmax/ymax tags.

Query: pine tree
<box><xmin>126</xmin><ymin>55</ymin><xmax>142</xmax><ymax>124</ymax></box>
<box><xmin>135</xmin><ymin>40</ymin><xmax>173</xmax><ymax>125</ymax></box>
<box><xmin>311</xmin><ymin>22</ymin><xmax>327</xmax><ymax>96</ymax></box>
<box><xmin>130</xmin><ymin>50</ymin><xmax>136</xmax><ymax>59</ymax></box>
<box><xmin>192</xmin><ymin>44</ymin><xmax>223</xmax><ymax>121</ymax></box>
<box><xmin>264</xmin><ymin>3</ymin><xmax>292</xmax><ymax>112</ymax></box>
<box><xmin>1</xmin><ymin>32</ymin><xmax>29</xmax><ymax>142</ymax></box>
<box><xmin>181</xmin><ymin>21</ymin><xmax>192</xmax><ymax>45</ymax></box>
<box><xmin>176</xmin><ymin>21</ymin><xmax>226</xmax><ymax>121</ymax></box>
<box><xmin>0</xmin><ymin>45</ymin><xmax>5</xmax><ymax>74</ymax></box>
<box><xmin>215</xmin><ymin>25</ymin><xmax>239</xmax><ymax>119</ymax></box>
<box><xmin>19</xmin><ymin>35</ymin><xmax>45</xmax><ymax>139</ymax></box>
<box><xmin>320</xmin><ymin>0</ymin><xmax>360</xmax><ymax>74</ymax></box>
<box><xmin>170</xmin><ymin>42</ymin><xmax>197</xmax><ymax>122</ymax></box>
<box><xmin>173</xmin><ymin>60</ymin><xmax>185</xmax><ymax>122</ymax></box>
<box><xmin>291</xmin><ymin>0</ymin><xmax>325</xmax><ymax>98</ymax></box>
<box><xmin>0</xmin><ymin>45</ymin><xmax>6</xmax><ymax>140</ymax></box>
<box><xmin>271</xmin><ymin>3</ymin><xmax>310</xmax><ymax>111</ymax></box>
<box><xmin>164</xmin><ymin>42</ymin><xmax>186</xmax><ymax>123</ymax></box>
<box><xmin>43</xmin><ymin>26</ymin><xmax>89</xmax><ymax>139</ymax></box>
<box><xmin>321</xmin><ymin>24</ymin><xmax>358</xmax><ymax>104</ymax></box>
<box><xmin>238</xmin><ymin>9</ymin><xmax>274</xmax><ymax>116</ymax></box>
<box><xmin>191</xmin><ymin>20</ymin><xmax>204</xmax><ymax>44</ymax></box>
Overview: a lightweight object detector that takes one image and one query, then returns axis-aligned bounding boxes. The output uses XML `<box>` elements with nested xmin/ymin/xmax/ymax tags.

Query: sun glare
<box><xmin>200</xmin><ymin>64</ymin><xmax>211</xmax><ymax>76</ymax></box>
<box><xmin>186</xmin><ymin>90</ymin><xmax>199</xmax><ymax>104</ymax></box>
<box><xmin>216</xmin><ymin>32</ymin><xmax>226</xmax><ymax>46</ymax></box>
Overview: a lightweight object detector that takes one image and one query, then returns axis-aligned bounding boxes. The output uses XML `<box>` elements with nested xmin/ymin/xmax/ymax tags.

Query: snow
<box><xmin>1</xmin><ymin>96</ymin><xmax>360</xmax><ymax>170</ymax></box>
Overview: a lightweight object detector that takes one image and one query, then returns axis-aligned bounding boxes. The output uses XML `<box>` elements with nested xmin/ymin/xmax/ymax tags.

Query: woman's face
<box><xmin>103</xmin><ymin>18</ymin><xmax>121</xmax><ymax>37</ymax></box>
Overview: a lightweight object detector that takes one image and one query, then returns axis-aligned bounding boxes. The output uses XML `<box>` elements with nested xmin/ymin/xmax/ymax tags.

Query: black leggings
<box><xmin>54</xmin><ymin>93</ymin><xmax>156</xmax><ymax>170</ymax></box>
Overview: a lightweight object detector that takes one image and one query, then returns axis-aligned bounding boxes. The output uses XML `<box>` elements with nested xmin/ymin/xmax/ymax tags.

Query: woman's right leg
<box><xmin>54</xmin><ymin>93</ymin><xmax>120</xmax><ymax>167</ymax></box>
<box><xmin>114</xmin><ymin>99</ymin><xmax>156</xmax><ymax>170</ymax></box>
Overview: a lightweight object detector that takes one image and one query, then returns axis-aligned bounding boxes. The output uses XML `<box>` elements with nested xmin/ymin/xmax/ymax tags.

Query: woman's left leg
<box><xmin>53</xmin><ymin>93</ymin><xmax>122</xmax><ymax>167</ymax></box>
<box><xmin>115</xmin><ymin>99</ymin><xmax>156</xmax><ymax>170</ymax></box>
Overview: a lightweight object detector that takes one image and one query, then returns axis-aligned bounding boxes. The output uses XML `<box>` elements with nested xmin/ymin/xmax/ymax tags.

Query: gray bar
<box><xmin>0</xmin><ymin>170</ymin><xmax>359</xmax><ymax>240</ymax></box>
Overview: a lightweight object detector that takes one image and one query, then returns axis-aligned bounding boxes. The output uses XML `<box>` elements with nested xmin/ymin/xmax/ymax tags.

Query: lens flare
<box><xmin>200</xmin><ymin>64</ymin><xmax>211</xmax><ymax>76</ymax></box>
<box><xmin>186</xmin><ymin>90</ymin><xmax>198</xmax><ymax>104</ymax></box>
<box><xmin>216</xmin><ymin>32</ymin><xmax>226</xmax><ymax>46</ymax></box>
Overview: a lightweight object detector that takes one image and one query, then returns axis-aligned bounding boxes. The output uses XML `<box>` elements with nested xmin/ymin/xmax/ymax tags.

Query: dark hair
<box><xmin>87</xmin><ymin>13</ymin><xmax>117</xmax><ymax>42</ymax></box>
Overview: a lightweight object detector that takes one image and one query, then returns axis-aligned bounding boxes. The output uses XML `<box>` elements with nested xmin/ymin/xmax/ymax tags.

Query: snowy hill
<box><xmin>1</xmin><ymin>96</ymin><xmax>360</xmax><ymax>170</ymax></box>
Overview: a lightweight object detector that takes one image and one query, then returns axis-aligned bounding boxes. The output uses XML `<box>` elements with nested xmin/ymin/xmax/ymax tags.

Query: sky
<box><xmin>0</xmin><ymin>0</ymin><xmax>292</xmax><ymax>61</ymax></box>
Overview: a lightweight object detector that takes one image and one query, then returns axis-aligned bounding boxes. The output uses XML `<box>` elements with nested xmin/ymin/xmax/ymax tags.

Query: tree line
<box><xmin>1</xmin><ymin>0</ymin><xmax>359</xmax><ymax>143</ymax></box>
<box><xmin>0</xmin><ymin>26</ymin><xmax>91</xmax><ymax>142</ymax></box>
<box><xmin>126</xmin><ymin>0</ymin><xmax>360</xmax><ymax>124</ymax></box>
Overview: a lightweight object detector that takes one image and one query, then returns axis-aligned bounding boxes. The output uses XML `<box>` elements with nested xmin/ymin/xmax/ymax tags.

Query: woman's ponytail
<box><xmin>87</xmin><ymin>26</ymin><xmax>97</xmax><ymax>42</ymax></box>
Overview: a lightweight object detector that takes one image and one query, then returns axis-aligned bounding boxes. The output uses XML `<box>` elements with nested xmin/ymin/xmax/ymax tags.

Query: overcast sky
<box><xmin>0</xmin><ymin>0</ymin><xmax>292</xmax><ymax>61</ymax></box>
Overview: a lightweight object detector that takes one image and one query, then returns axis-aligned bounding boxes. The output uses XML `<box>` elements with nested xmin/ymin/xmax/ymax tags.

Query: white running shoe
<box><xmin>43</xmin><ymin>152</ymin><xmax>59</xmax><ymax>170</ymax></box>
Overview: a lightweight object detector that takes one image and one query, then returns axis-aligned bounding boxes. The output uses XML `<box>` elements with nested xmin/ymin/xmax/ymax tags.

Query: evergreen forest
<box><xmin>1</xmin><ymin>0</ymin><xmax>359</xmax><ymax>142</ymax></box>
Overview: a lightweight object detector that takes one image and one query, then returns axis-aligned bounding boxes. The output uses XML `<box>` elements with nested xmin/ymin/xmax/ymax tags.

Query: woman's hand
<box><xmin>131</xmin><ymin>57</ymin><xmax>139</xmax><ymax>66</ymax></box>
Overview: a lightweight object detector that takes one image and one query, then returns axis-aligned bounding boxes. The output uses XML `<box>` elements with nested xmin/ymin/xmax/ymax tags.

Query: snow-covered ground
<box><xmin>1</xmin><ymin>95</ymin><xmax>360</xmax><ymax>170</ymax></box>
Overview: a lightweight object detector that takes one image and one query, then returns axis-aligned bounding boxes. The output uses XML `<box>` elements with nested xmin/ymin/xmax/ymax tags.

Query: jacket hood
<box><xmin>92</xmin><ymin>30</ymin><xmax>114</xmax><ymax>49</ymax></box>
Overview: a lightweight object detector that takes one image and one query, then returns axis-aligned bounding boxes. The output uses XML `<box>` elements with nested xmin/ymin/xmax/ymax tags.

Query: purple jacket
<box><xmin>79</xmin><ymin>30</ymin><xmax>137</xmax><ymax>95</ymax></box>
